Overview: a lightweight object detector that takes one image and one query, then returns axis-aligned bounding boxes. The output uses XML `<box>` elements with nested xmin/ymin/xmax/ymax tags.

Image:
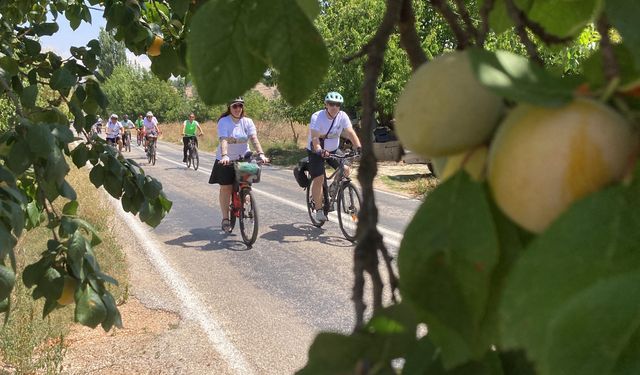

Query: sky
<box><xmin>40</xmin><ymin>7</ymin><xmax>151</xmax><ymax>69</ymax></box>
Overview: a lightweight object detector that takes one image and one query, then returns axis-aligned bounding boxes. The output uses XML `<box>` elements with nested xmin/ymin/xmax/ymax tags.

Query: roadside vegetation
<box><xmin>0</xmin><ymin>167</ymin><xmax>128</xmax><ymax>373</ymax></box>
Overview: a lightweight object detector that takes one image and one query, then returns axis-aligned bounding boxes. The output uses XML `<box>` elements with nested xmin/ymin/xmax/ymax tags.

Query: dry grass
<box><xmin>0</xmin><ymin>164</ymin><xmax>129</xmax><ymax>373</ymax></box>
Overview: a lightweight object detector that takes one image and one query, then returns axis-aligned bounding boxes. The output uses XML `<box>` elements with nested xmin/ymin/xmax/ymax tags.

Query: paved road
<box><xmin>117</xmin><ymin>140</ymin><xmax>422</xmax><ymax>374</ymax></box>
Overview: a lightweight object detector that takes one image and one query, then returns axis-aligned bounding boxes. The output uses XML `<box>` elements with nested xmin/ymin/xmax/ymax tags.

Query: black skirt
<box><xmin>208</xmin><ymin>159</ymin><xmax>235</xmax><ymax>185</ymax></box>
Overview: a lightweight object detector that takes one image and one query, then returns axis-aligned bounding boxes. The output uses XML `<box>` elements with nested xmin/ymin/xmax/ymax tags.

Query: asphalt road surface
<box><xmin>116</xmin><ymin>140</ymin><xmax>422</xmax><ymax>374</ymax></box>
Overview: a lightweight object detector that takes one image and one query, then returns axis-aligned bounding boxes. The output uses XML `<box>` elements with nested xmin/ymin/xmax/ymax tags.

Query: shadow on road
<box><xmin>165</xmin><ymin>226</ymin><xmax>252</xmax><ymax>251</ymax></box>
<box><xmin>260</xmin><ymin>222</ymin><xmax>353</xmax><ymax>248</ymax></box>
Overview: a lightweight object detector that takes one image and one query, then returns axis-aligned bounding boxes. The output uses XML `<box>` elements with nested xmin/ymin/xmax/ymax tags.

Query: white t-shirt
<box><xmin>143</xmin><ymin>117</ymin><xmax>158</xmax><ymax>132</ymax></box>
<box><xmin>307</xmin><ymin>110</ymin><xmax>352</xmax><ymax>152</ymax></box>
<box><xmin>123</xmin><ymin>119</ymin><xmax>135</xmax><ymax>130</ymax></box>
<box><xmin>216</xmin><ymin>115</ymin><xmax>257</xmax><ymax>160</ymax></box>
<box><xmin>106</xmin><ymin>120</ymin><xmax>122</xmax><ymax>137</ymax></box>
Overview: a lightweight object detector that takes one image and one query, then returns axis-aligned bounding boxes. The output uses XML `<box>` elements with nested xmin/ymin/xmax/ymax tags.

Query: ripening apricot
<box><xmin>147</xmin><ymin>35</ymin><xmax>164</xmax><ymax>57</ymax></box>
<box><xmin>394</xmin><ymin>50</ymin><xmax>504</xmax><ymax>157</ymax></box>
<box><xmin>488</xmin><ymin>98</ymin><xmax>638</xmax><ymax>233</ymax></box>
<box><xmin>433</xmin><ymin>146</ymin><xmax>488</xmax><ymax>182</ymax></box>
<box><xmin>57</xmin><ymin>276</ymin><xmax>78</xmax><ymax>306</ymax></box>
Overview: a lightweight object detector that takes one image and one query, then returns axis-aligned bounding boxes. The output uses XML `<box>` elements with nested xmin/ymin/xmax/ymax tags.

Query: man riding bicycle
<box><xmin>182</xmin><ymin>112</ymin><xmax>204</xmax><ymax>162</ymax></box>
<box><xmin>143</xmin><ymin>111</ymin><xmax>161</xmax><ymax>150</ymax></box>
<box><xmin>121</xmin><ymin>114</ymin><xmax>135</xmax><ymax>150</ymax></box>
<box><xmin>307</xmin><ymin>92</ymin><xmax>362</xmax><ymax>223</ymax></box>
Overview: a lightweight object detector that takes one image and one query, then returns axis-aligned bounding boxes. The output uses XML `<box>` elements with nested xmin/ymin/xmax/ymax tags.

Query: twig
<box><xmin>399</xmin><ymin>0</ymin><xmax>428</xmax><ymax>70</ymax></box>
<box><xmin>477</xmin><ymin>0</ymin><xmax>495</xmax><ymax>46</ymax></box>
<box><xmin>352</xmin><ymin>0</ymin><xmax>402</xmax><ymax>330</ymax></box>
<box><xmin>453</xmin><ymin>0</ymin><xmax>478</xmax><ymax>40</ymax></box>
<box><xmin>429</xmin><ymin>0</ymin><xmax>470</xmax><ymax>49</ymax></box>
<box><xmin>504</xmin><ymin>0</ymin><xmax>542</xmax><ymax>64</ymax></box>
<box><xmin>596</xmin><ymin>15</ymin><xmax>619</xmax><ymax>83</ymax></box>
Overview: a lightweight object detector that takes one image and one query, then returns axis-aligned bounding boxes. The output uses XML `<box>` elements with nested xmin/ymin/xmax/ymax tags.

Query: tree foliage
<box><xmin>97</xmin><ymin>28</ymin><xmax>127</xmax><ymax>78</ymax></box>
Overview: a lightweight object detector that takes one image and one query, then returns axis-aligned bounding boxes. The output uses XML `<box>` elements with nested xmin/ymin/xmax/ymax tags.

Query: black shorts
<box><xmin>208</xmin><ymin>159</ymin><xmax>236</xmax><ymax>185</ymax></box>
<box><xmin>307</xmin><ymin>150</ymin><xmax>340</xmax><ymax>178</ymax></box>
<box><xmin>106</xmin><ymin>136</ymin><xmax>121</xmax><ymax>144</ymax></box>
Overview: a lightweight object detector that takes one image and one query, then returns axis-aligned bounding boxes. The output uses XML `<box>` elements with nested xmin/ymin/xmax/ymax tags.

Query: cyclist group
<box><xmin>100</xmin><ymin>112</ymin><xmax>161</xmax><ymax>154</ymax></box>
<box><xmin>208</xmin><ymin>92</ymin><xmax>361</xmax><ymax>233</ymax></box>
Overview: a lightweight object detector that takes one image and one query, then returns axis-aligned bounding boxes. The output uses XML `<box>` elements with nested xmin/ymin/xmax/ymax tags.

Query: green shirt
<box><xmin>183</xmin><ymin>119</ymin><xmax>199</xmax><ymax>136</ymax></box>
<box><xmin>135</xmin><ymin>118</ymin><xmax>144</xmax><ymax>129</ymax></box>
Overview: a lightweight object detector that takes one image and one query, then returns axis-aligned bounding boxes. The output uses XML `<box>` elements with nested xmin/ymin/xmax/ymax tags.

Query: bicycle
<box><xmin>184</xmin><ymin>135</ymin><xmax>199</xmax><ymax>170</ymax></box>
<box><xmin>136</xmin><ymin>129</ymin><xmax>144</xmax><ymax>146</ymax></box>
<box><xmin>306</xmin><ymin>151</ymin><xmax>362</xmax><ymax>242</ymax></box>
<box><xmin>226</xmin><ymin>153</ymin><xmax>264</xmax><ymax>246</ymax></box>
<box><xmin>123</xmin><ymin>130</ymin><xmax>131</xmax><ymax>152</ymax></box>
<box><xmin>146</xmin><ymin>135</ymin><xmax>157</xmax><ymax>165</ymax></box>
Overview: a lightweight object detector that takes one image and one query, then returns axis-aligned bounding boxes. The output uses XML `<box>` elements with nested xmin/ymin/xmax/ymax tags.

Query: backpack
<box><xmin>293</xmin><ymin>157</ymin><xmax>311</xmax><ymax>188</ymax></box>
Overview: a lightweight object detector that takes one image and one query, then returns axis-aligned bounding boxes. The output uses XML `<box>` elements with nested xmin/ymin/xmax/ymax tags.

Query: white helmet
<box><xmin>146</xmin><ymin>111</ymin><xmax>153</xmax><ymax>117</ymax></box>
<box><xmin>110</xmin><ymin>113</ymin><xmax>118</xmax><ymax>119</ymax></box>
<box><xmin>324</xmin><ymin>91</ymin><xmax>344</xmax><ymax>103</ymax></box>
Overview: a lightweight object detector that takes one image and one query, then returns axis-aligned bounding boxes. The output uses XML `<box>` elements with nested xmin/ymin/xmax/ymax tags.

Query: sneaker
<box><xmin>183</xmin><ymin>157</ymin><xmax>187</xmax><ymax>162</ymax></box>
<box><xmin>315</xmin><ymin>210</ymin><xmax>327</xmax><ymax>222</ymax></box>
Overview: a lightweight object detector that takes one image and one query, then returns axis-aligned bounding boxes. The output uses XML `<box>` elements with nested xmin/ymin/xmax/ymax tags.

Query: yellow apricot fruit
<box><xmin>147</xmin><ymin>35</ymin><xmax>164</xmax><ymax>57</ymax></box>
<box><xmin>57</xmin><ymin>276</ymin><xmax>78</xmax><ymax>306</ymax></box>
<box><xmin>394</xmin><ymin>50</ymin><xmax>504</xmax><ymax>157</ymax></box>
<box><xmin>488</xmin><ymin>98</ymin><xmax>638</xmax><ymax>233</ymax></box>
<box><xmin>433</xmin><ymin>146</ymin><xmax>488</xmax><ymax>182</ymax></box>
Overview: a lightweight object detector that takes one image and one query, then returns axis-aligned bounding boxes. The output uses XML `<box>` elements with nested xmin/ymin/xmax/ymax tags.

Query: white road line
<box><xmin>151</xmin><ymin>152</ymin><xmax>403</xmax><ymax>248</ymax></box>
<box><xmin>110</xmin><ymin>197</ymin><xmax>254</xmax><ymax>375</ymax></box>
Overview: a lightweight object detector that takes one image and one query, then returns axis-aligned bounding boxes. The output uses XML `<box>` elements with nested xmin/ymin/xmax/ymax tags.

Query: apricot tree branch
<box><xmin>504</xmin><ymin>0</ymin><xmax>542</xmax><ymax>64</ymax></box>
<box><xmin>477</xmin><ymin>0</ymin><xmax>495</xmax><ymax>46</ymax></box>
<box><xmin>353</xmin><ymin>0</ymin><xmax>402</xmax><ymax>330</ymax></box>
<box><xmin>399</xmin><ymin>0</ymin><xmax>428</xmax><ymax>70</ymax></box>
<box><xmin>596</xmin><ymin>15</ymin><xmax>620</xmax><ymax>83</ymax></box>
<box><xmin>453</xmin><ymin>0</ymin><xmax>478</xmax><ymax>40</ymax></box>
<box><xmin>429</xmin><ymin>0</ymin><xmax>470</xmax><ymax>49</ymax></box>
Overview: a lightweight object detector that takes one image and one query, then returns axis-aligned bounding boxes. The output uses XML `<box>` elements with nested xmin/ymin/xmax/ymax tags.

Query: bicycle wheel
<box><xmin>186</xmin><ymin>148</ymin><xmax>192</xmax><ymax>168</ymax></box>
<box><xmin>147</xmin><ymin>143</ymin><xmax>153</xmax><ymax>164</ymax></box>
<box><xmin>192</xmin><ymin>148</ymin><xmax>199</xmax><ymax>170</ymax></box>
<box><xmin>125</xmin><ymin>136</ymin><xmax>131</xmax><ymax>152</ymax></box>
<box><xmin>239</xmin><ymin>189</ymin><xmax>258</xmax><ymax>246</ymax></box>
<box><xmin>337</xmin><ymin>182</ymin><xmax>362</xmax><ymax>242</ymax></box>
<box><xmin>306</xmin><ymin>182</ymin><xmax>329</xmax><ymax>227</ymax></box>
<box><xmin>137</xmin><ymin>133</ymin><xmax>142</xmax><ymax>146</ymax></box>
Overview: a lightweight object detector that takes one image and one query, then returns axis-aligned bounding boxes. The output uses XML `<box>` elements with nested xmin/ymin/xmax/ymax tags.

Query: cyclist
<box><xmin>92</xmin><ymin>117</ymin><xmax>103</xmax><ymax>136</ymax></box>
<box><xmin>182</xmin><ymin>112</ymin><xmax>204</xmax><ymax>162</ymax></box>
<box><xmin>135</xmin><ymin>114</ymin><xmax>144</xmax><ymax>144</ymax></box>
<box><xmin>208</xmin><ymin>97</ymin><xmax>269</xmax><ymax>233</ymax></box>
<box><xmin>143</xmin><ymin>111</ymin><xmax>161</xmax><ymax>151</ymax></box>
<box><xmin>105</xmin><ymin>114</ymin><xmax>124</xmax><ymax>153</ymax></box>
<box><xmin>307</xmin><ymin>91</ymin><xmax>362</xmax><ymax>223</ymax></box>
<box><xmin>121</xmin><ymin>114</ymin><xmax>135</xmax><ymax>151</ymax></box>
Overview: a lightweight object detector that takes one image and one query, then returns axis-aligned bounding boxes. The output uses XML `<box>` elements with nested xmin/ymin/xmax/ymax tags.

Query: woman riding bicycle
<box><xmin>182</xmin><ymin>112</ymin><xmax>204</xmax><ymax>163</ymax></box>
<box><xmin>307</xmin><ymin>92</ymin><xmax>362</xmax><ymax>223</ymax></box>
<box><xmin>208</xmin><ymin>97</ymin><xmax>269</xmax><ymax>233</ymax></box>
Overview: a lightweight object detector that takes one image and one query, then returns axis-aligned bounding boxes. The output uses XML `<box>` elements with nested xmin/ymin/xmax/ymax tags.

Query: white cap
<box><xmin>146</xmin><ymin>111</ymin><xmax>153</xmax><ymax>116</ymax></box>
<box><xmin>110</xmin><ymin>113</ymin><xmax>118</xmax><ymax>119</ymax></box>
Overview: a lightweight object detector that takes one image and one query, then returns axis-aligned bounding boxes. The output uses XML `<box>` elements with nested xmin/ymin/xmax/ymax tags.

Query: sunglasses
<box><xmin>231</xmin><ymin>103</ymin><xmax>244</xmax><ymax>109</ymax></box>
<box><xmin>326</xmin><ymin>102</ymin><xmax>341</xmax><ymax>107</ymax></box>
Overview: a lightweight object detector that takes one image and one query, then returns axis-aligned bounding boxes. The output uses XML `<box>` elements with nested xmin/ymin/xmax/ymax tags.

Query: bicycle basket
<box><xmin>293</xmin><ymin>157</ymin><xmax>310</xmax><ymax>188</ymax></box>
<box><xmin>235</xmin><ymin>162</ymin><xmax>261</xmax><ymax>183</ymax></box>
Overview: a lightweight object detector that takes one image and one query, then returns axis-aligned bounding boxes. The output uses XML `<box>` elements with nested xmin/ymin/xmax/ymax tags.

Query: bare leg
<box><xmin>220</xmin><ymin>184</ymin><xmax>233</xmax><ymax>219</ymax></box>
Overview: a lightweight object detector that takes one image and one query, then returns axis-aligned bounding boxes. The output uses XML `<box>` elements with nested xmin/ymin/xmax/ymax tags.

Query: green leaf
<box><xmin>7</xmin><ymin>139</ymin><xmax>31</xmax><ymax>175</ymax></box>
<box><xmin>22</xmin><ymin>257</ymin><xmax>52</xmax><ymax>288</ymax></box>
<box><xmin>248</xmin><ymin>0</ymin><xmax>328</xmax><ymax>105</ymax></box>
<box><xmin>295</xmin><ymin>0</ymin><xmax>320</xmax><ymax>20</ymax></box>
<box><xmin>500</xmin><ymin>183</ymin><xmax>640</xmax><ymax>375</ymax></box>
<box><xmin>582</xmin><ymin>44</ymin><xmax>640</xmax><ymax>90</ymax></box>
<box><xmin>103</xmin><ymin>171</ymin><xmax>123</xmax><ymax>198</ymax></box>
<box><xmin>32</xmin><ymin>22</ymin><xmax>59</xmax><ymax>36</ymax></box>
<box><xmin>27</xmin><ymin>124</ymin><xmax>55</xmax><ymax>158</ymax></box>
<box><xmin>67</xmin><ymin>232</ymin><xmax>86</xmax><ymax>279</ymax></box>
<box><xmin>71</xmin><ymin>143</ymin><xmax>89</xmax><ymax>168</ymax></box>
<box><xmin>100</xmin><ymin>292</ymin><xmax>122</xmax><ymax>331</ymax></box>
<box><xmin>297</xmin><ymin>332</ymin><xmax>383</xmax><ymax>375</ymax></box>
<box><xmin>0</xmin><ymin>265</ymin><xmax>16</xmax><ymax>301</ymax></box>
<box><xmin>20</xmin><ymin>85</ymin><xmax>38</xmax><ymax>109</ymax></box>
<box><xmin>150</xmin><ymin>44</ymin><xmax>179</xmax><ymax>80</ymax></box>
<box><xmin>142</xmin><ymin>178</ymin><xmax>162</xmax><ymax>199</ymax></box>
<box><xmin>0</xmin><ymin>56</ymin><xmax>19</xmax><ymax>76</ymax></box>
<box><xmin>74</xmin><ymin>283</ymin><xmax>107</xmax><ymax>328</ymax></box>
<box><xmin>605</xmin><ymin>0</ymin><xmax>640</xmax><ymax>66</ymax></box>
<box><xmin>50</xmin><ymin>67</ymin><xmax>77</xmax><ymax>90</ymax></box>
<box><xmin>168</xmin><ymin>0</ymin><xmax>191</xmax><ymax>19</ymax></box>
<box><xmin>525</xmin><ymin>0</ymin><xmax>602</xmax><ymax>38</ymax></box>
<box><xmin>25</xmin><ymin>201</ymin><xmax>42</xmax><ymax>228</ymax></box>
<box><xmin>468</xmin><ymin>49</ymin><xmax>579</xmax><ymax>107</ymax></box>
<box><xmin>397</xmin><ymin>172</ymin><xmax>499</xmax><ymax>368</ymax></box>
<box><xmin>187</xmin><ymin>0</ymin><xmax>268</xmax><ymax>105</ymax></box>
<box><xmin>85</xmin><ymin>80</ymin><xmax>108</xmax><ymax>110</ymax></box>
<box><xmin>89</xmin><ymin>164</ymin><xmax>105</xmax><ymax>188</ymax></box>
<box><xmin>32</xmin><ymin>267</ymin><xmax>63</xmax><ymax>300</ymax></box>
